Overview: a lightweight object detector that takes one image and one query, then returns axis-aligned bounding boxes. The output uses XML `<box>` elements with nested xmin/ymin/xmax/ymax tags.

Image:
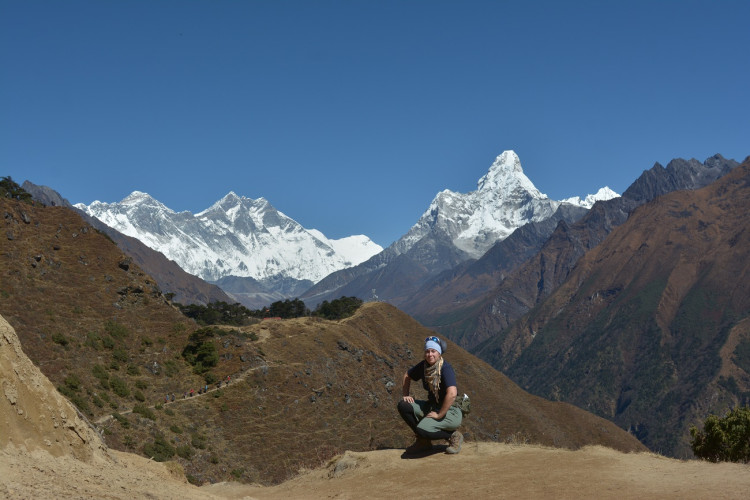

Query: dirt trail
<box><xmin>207</xmin><ymin>443</ymin><xmax>750</xmax><ymax>500</ymax></box>
<box><xmin>94</xmin><ymin>361</ymin><xmax>264</xmax><ymax>426</ymax></box>
<box><xmin>4</xmin><ymin>442</ymin><xmax>749</xmax><ymax>500</ymax></box>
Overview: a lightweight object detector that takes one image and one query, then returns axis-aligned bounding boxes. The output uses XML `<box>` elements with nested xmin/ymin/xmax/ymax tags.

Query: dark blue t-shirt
<box><xmin>408</xmin><ymin>360</ymin><xmax>457</xmax><ymax>407</ymax></box>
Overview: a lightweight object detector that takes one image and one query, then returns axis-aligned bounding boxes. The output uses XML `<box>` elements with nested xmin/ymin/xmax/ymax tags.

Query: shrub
<box><xmin>313</xmin><ymin>296</ymin><xmax>363</xmax><ymax>320</ymax></box>
<box><xmin>132</xmin><ymin>404</ymin><xmax>155</xmax><ymax>420</ymax></box>
<box><xmin>112</xmin><ymin>348</ymin><xmax>129</xmax><ymax>363</ymax></box>
<box><xmin>85</xmin><ymin>332</ymin><xmax>101</xmax><ymax>349</ymax></box>
<box><xmin>109</xmin><ymin>376</ymin><xmax>130</xmax><ymax>397</ymax></box>
<box><xmin>170</xmin><ymin>424</ymin><xmax>183</xmax><ymax>434</ymax></box>
<box><xmin>127</xmin><ymin>364</ymin><xmax>140</xmax><ymax>376</ymax></box>
<box><xmin>176</xmin><ymin>444</ymin><xmax>194</xmax><ymax>460</ymax></box>
<box><xmin>51</xmin><ymin>332</ymin><xmax>69</xmax><ymax>346</ymax></box>
<box><xmin>104</xmin><ymin>320</ymin><xmax>129</xmax><ymax>339</ymax></box>
<box><xmin>143</xmin><ymin>436</ymin><xmax>175</xmax><ymax>462</ymax></box>
<box><xmin>182</xmin><ymin>328</ymin><xmax>219</xmax><ymax>373</ymax></box>
<box><xmin>163</xmin><ymin>360</ymin><xmax>179</xmax><ymax>377</ymax></box>
<box><xmin>112</xmin><ymin>412</ymin><xmax>130</xmax><ymax>428</ymax></box>
<box><xmin>135</xmin><ymin>379</ymin><xmax>148</xmax><ymax>390</ymax></box>
<box><xmin>690</xmin><ymin>406</ymin><xmax>750</xmax><ymax>463</ymax></box>
<box><xmin>133</xmin><ymin>390</ymin><xmax>145</xmax><ymax>402</ymax></box>
<box><xmin>191</xmin><ymin>433</ymin><xmax>207</xmax><ymax>450</ymax></box>
<box><xmin>92</xmin><ymin>364</ymin><xmax>108</xmax><ymax>381</ymax></box>
<box><xmin>63</xmin><ymin>374</ymin><xmax>82</xmax><ymax>391</ymax></box>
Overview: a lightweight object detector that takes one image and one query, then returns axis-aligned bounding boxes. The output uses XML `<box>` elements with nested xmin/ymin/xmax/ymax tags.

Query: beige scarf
<box><xmin>424</xmin><ymin>357</ymin><xmax>444</xmax><ymax>403</ymax></box>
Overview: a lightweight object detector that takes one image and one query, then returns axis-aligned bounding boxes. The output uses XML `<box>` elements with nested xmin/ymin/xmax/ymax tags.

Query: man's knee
<box><xmin>397</xmin><ymin>400</ymin><xmax>413</xmax><ymax>416</ymax></box>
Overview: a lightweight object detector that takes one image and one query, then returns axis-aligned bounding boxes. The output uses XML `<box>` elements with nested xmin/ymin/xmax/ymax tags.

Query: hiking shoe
<box><xmin>445</xmin><ymin>431</ymin><xmax>463</xmax><ymax>454</ymax></box>
<box><xmin>405</xmin><ymin>437</ymin><xmax>432</xmax><ymax>454</ymax></box>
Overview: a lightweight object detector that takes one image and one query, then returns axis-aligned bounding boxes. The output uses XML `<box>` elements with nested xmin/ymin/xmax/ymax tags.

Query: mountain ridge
<box><xmin>475</xmin><ymin>158</ymin><xmax>750</xmax><ymax>457</ymax></box>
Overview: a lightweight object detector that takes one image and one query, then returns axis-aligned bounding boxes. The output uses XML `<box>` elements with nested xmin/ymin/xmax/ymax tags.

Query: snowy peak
<box><xmin>561</xmin><ymin>186</ymin><xmax>620</xmax><ymax>208</ymax></box>
<box><xmin>477</xmin><ymin>150</ymin><xmax>545</xmax><ymax>199</ymax></box>
<box><xmin>393</xmin><ymin>150</ymin><xmax>615</xmax><ymax>259</ymax></box>
<box><xmin>76</xmin><ymin>192</ymin><xmax>383</xmax><ymax>283</ymax></box>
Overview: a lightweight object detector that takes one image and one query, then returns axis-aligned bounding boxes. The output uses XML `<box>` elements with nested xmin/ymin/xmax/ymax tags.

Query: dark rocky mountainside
<box><xmin>476</xmin><ymin>158</ymin><xmax>750</xmax><ymax>458</ymax></box>
<box><xmin>447</xmin><ymin>155</ymin><xmax>738</xmax><ymax>350</ymax></box>
<box><xmin>0</xmin><ymin>198</ymin><xmax>644</xmax><ymax>485</ymax></box>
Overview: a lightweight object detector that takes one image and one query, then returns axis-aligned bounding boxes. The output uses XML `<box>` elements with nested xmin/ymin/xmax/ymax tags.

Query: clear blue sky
<box><xmin>2</xmin><ymin>1</ymin><xmax>748</xmax><ymax>247</ymax></box>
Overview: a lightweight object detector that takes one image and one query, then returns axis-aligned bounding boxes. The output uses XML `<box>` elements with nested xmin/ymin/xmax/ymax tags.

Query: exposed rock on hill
<box><xmin>1</xmin><ymin>314</ymin><xmax>102</xmax><ymax>460</ymax></box>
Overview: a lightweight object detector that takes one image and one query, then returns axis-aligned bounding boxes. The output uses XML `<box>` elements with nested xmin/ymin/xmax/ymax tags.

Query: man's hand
<box><xmin>425</xmin><ymin>411</ymin><xmax>440</xmax><ymax>419</ymax></box>
<box><xmin>402</xmin><ymin>396</ymin><xmax>415</xmax><ymax>403</ymax></box>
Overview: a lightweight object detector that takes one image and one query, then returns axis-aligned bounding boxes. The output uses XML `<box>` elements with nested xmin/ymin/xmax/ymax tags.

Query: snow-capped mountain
<box><xmin>392</xmin><ymin>150</ymin><xmax>619</xmax><ymax>259</ymax></box>
<box><xmin>561</xmin><ymin>186</ymin><xmax>620</xmax><ymax>209</ymax></box>
<box><xmin>75</xmin><ymin>192</ymin><xmax>382</xmax><ymax>284</ymax></box>
<box><xmin>302</xmin><ymin>150</ymin><xmax>618</xmax><ymax>306</ymax></box>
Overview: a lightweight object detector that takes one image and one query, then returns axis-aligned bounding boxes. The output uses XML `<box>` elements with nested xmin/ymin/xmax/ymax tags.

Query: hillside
<box><xmin>21</xmin><ymin>180</ymin><xmax>234</xmax><ymax>306</ymax></box>
<box><xmin>476</xmin><ymin>158</ymin><xmax>750</xmax><ymax>457</ymax></box>
<box><xmin>0</xmin><ymin>198</ymin><xmax>647</xmax><ymax>485</ymax></box>
<box><xmin>4</xmin><ymin>313</ymin><xmax>750</xmax><ymax>500</ymax></box>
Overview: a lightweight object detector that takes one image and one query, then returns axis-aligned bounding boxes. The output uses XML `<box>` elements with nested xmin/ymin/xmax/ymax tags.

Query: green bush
<box><xmin>182</xmin><ymin>328</ymin><xmax>219</xmax><ymax>374</ymax></box>
<box><xmin>105</xmin><ymin>320</ymin><xmax>129</xmax><ymax>339</ymax></box>
<box><xmin>143</xmin><ymin>436</ymin><xmax>175</xmax><ymax>462</ymax></box>
<box><xmin>63</xmin><ymin>374</ymin><xmax>82</xmax><ymax>391</ymax></box>
<box><xmin>51</xmin><ymin>332</ymin><xmax>69</xmax><ymax>346</ymax></box>
<box><xmin>176</xmin><ymin>444</ymin><xmax>194</xmax><ymax>460</ymax></box>
<box><xmin>109</xmin><ymin>376</ymin><xmax>130</xmax><ymax>397</ymax></box>
<box><xmin>132</xmin><ymin>404</ymin><xmax>155</xmax><ymax>420</ymax></box>
<box><xmin>690</xmin><ymin>406</ymin><xmax>750</xmax><ymax>463</ymax></box>
<box><xmin>133</xmin><ymin>390</ymin><xmax>145</xmax><ymax>402</ymax></box>
<box><xmin>313</xmin><ymin>296</ymin><xmax>363</xmax><ymax>320</ymax></box>
<box><xmin>112</xmin><ymin>412</ymin><xmax>130</xmax><ymax>428</ymax></box>
<box><xmin>112</xmin><ymin>348</ymin><xmax>129</xmax><ymax>363</ymax></box>
<box><xmin>92</xmin><ymin>364</ymin><xmax>109</xmax><ymax>381</ymax></box>
<box><xmin>191</xmin><ymin>433</ymin><xmax>207</xmax><ymax>450</ymax></box>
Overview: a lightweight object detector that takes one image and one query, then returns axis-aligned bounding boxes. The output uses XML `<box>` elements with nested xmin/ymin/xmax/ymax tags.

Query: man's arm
<box><xmin>427</xmin><ymin>386</ymin><xmax>457</xmax><ymax>420</ymax></box>
<box><xmin>402</xmin><ymin>372</ymin><xmax>414</xmax><ymax>403</ymax></box>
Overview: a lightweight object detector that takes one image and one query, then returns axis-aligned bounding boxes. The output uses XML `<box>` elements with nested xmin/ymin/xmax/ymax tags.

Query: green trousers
<box><xmin>409</xmin><ymin>399</ymin><xmax>463</xmax><ymax>434</ymax></box>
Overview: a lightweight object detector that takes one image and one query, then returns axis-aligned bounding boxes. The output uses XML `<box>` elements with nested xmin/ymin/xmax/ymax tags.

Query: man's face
<box><xmin>424</xmin><ymin>348</ymin><xmax>440</xmax><ymax>365</ymax></box>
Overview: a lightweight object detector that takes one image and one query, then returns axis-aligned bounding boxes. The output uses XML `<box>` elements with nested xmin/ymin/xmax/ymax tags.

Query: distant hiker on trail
<box><xmin>397</xmin><ymin>336</ymin><xmax>463</xmax><ymax>454</ymax></box>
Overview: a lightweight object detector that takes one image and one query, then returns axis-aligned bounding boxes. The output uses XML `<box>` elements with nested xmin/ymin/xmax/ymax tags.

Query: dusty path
<box><xmin>5</xmin><ymin>442</ymin><xmax>749</xmax><ymax>500</ymax></box>
<box><xmin>94</xmin><ymin>362</ymin><xmax>262</xmax><ymax>426</ymax></box>
<box><xmin>206</xmin><ymin>443</ymin><xmax>750</xmax><ymax>500</ymax></box>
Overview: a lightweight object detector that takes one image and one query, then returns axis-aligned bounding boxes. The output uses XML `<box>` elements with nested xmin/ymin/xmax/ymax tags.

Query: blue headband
<box><xmin>425</xmin><ymin>339</ymin><xmax>442</xmax><ymax>354</ymax></box>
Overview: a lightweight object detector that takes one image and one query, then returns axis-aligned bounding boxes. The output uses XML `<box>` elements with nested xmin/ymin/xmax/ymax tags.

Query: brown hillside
<box><xmin>2</xmin><ymin>313</ymin><xmax>746</xmax><ymax>500</ymax></box>
<box><xmin>478</xmin><ymin>160</ymin><xmax>750</xmax><ymax>457</ymax></box>
<box><xmin>0</xmin><ymin>199</ymin><xmax>644</xmax><ymax>486</ymax></box>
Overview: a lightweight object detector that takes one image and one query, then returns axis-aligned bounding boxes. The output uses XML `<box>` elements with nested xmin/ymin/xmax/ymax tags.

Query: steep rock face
<box><xmin>0</xmin><ymin>315</ymin><xmax>104</xmax><ymax>461</ymax></box>
<box><xmin>476</xmin><ymin>159</ymin><xmax>750</xmax><ymax>457</ymax></box>
<box><xmin>466</xmin><ymin>155</ymin><xmax>738</xmax><ymax>351</ymax></box>
<box><xmin>303</xmin><ymin>151</ymin><xmax>615</xmax><ymax>306</ymax></box>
